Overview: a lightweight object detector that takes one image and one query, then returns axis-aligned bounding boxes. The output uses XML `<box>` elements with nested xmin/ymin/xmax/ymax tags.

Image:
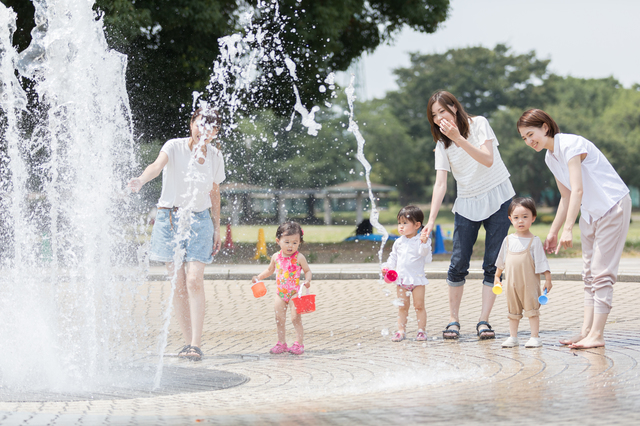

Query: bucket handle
<box><xmin>297</xmin><ymin>283</ymin><xmax>310</xmax><ymax>298</ymax></box>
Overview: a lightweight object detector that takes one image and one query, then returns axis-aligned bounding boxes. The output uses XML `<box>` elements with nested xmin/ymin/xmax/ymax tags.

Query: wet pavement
<box><xmin>1</xmin><ymin>262</ymin><xmax>640</xmax><ymax>425</ymax></box>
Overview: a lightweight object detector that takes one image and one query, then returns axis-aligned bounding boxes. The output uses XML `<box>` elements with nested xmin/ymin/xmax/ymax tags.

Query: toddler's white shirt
<box><xmin>383</xmin><ymin>234</ymin><xmax>432</xmax><ymax>286</ymax></box>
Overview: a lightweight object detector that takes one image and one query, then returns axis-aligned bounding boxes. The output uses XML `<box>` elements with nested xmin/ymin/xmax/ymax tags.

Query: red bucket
<box><xmin>293</xmin><ymin>294</ymin><xmax>316</xmax><ymax>314</ymax></box>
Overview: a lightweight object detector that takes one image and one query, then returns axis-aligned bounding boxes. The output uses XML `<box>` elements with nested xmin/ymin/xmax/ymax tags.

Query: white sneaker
<box><xmin>525</xmin><ymin>337</ymin><xmax>543</xmax><ymax>348</ymax></box>
<box><xmin>502</xmin><ymin>336</ymin><xmax>519</xmax><ymax>348</ymax></box>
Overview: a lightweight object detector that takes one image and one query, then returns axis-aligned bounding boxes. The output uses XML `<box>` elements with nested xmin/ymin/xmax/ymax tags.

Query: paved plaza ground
<box><xmin>1</xmin><ymin>262</ymin><xmax>640</xmax><ymax>425</ymax></box>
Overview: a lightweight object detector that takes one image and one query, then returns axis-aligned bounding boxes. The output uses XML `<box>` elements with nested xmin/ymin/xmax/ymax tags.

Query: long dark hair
<box><xmin>427</xmin><ymin>91</ymin><xmax>471</xmax><ymax>149</ymax></box>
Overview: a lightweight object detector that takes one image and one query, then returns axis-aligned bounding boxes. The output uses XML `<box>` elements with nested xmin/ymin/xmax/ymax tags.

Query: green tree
<box><xmin>387</xmin><ymin>44</ymin><xmax>550</xmax><ymax>143</ymax></box>
<box><xmin>5</xmin><ymin>0</ymin><xmax>450</xmax><ymax>140</ymax></box>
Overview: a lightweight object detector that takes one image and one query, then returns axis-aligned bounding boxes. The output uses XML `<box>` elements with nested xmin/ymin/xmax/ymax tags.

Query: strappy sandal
<box><xmin>476</xmin><ymin>321</ymin><xmax>496</xmax><ymax>340</ymax></box>
<box><xmin>185</xmin><ymin>346</ymin><xmax>203</xmax><ymax>361</ymax></box>
<box><xmin>177</xmin><ymin>345</ymin><xmax>191</xmax><ymax>358</ymax></box>
<box><xmin>443</xmin><ymin>322</ymin><xmax>460</xmax><ymax>339</ymax></box>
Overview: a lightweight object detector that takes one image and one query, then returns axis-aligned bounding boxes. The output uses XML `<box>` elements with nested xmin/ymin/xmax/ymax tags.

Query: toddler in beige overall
<box><xmin>495</xmin><ymin>198</ymin><xmax>552</xmax><ymax>348</ymax></box>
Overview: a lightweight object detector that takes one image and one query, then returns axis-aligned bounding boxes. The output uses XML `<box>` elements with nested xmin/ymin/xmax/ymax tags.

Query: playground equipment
<box><xmin>254</xmin><ymin>228</ymin><xmax>268</xmax><ymax>259</ymax></box>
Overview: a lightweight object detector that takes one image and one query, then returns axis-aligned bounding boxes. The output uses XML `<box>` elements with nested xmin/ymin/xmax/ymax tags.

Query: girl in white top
<box><xmin>128</xmin><ymin>107</ymin><xmax>226</xmax><ymax>361</ymax></box>
<box><xmin>421</xmin><ymin>91</ymin><xmax>515</xmax><ymax>341</ymax></box>
<box><xmin>383</xmin><ymin>206</ymin><xmax>432</xmax><ymax>342</ymax></box>
<box><xmin>518</xmin><ymin>109</ymin><xmax>631</xmax><ymax>349</ymax></box>
<box><xmin>495</xmin><ymin>198</ymin><xmax>552</xmax><ymax>349</ymax></box>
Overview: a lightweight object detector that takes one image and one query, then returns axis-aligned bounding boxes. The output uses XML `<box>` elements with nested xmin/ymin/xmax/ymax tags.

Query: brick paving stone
<box><xmin>2</xmin><ymin>278</ymin><xmax>640</xmax><ymax>424</ymax></box>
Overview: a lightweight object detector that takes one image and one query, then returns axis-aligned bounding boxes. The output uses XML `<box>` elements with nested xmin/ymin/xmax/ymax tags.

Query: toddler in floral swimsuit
<box><xmin>253</xmin><ymin>222</ymin><xmax>312</xmax><ymax>355</ymax></box>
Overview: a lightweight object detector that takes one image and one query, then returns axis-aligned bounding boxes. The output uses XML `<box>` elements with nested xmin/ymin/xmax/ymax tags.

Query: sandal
<box><xmin>177</xmin><ymin>345</ymin><xmax>191</xmax><ymax>358</ymax></box>
<box><xmin>476</xmin><ymin>321</ymin><xmax>496</xmax><ymax>340</ymax></box>
<box><xmin>184</xmin><ymin>346</ymin><xmax>203</xmax><ymax>361</ymax></box>
<box><xmin>443</xmin><ymin>322</ymin><xmax>460</xmax><ymax>339</ymax></box>
<box><xmin>391</xmin><ymin>331</ymin><xmax>405</xmax><ymax>342</ymax></box>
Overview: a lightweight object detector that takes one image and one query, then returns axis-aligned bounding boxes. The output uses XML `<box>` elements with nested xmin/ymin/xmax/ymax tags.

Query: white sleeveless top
<box><xmin>434</xmin><ymin>116</ymin><xmax>514</xmax><ymax>221</ymax></box>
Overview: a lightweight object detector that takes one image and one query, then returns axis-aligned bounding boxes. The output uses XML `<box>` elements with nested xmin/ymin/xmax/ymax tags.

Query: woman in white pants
<box><xmin>518</xmin><ymin>109</ymin><xmax>631</xmax><ymax>349</ymax></box>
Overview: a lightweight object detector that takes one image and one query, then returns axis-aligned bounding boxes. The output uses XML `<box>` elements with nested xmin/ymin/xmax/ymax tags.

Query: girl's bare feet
<box><xmin>559</xmin><ymin>333</ymin><xmax>585</xmax><ymax>345</ymax></box>
<box><xmin>568</xmin><ymin>336</ymin><xmax>605</xmax><ymax>349</ymax></box>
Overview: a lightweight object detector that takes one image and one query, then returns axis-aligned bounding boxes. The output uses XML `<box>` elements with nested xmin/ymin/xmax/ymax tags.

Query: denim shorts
<box><xmin>149</xmin><ymin>208</ymin><xmax>214</xmax><ymax>264</ymax></box>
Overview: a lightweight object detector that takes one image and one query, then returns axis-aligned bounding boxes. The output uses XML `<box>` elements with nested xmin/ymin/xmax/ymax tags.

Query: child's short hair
<box><xmin>508</xmin><ymin>197</ymin><xmax>537</xmax><ymax>217</ymax></box>
<box><xmin>397</xmin><ymin>205</ymin><xmax>424</xmax><ymax>225</ymax></box>
<box><xmin>276</xmin><ymin>221</ymin><xmax>304</xmax><ymax>243</ymax></box>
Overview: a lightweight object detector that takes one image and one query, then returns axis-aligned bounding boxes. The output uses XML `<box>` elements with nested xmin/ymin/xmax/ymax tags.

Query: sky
<box><xmin>357</xmin><ymin>0</ymin><xmax>640</xmax><ymax>100</ymax></box>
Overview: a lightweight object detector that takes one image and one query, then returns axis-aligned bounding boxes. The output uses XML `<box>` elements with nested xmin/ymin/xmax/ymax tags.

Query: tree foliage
<box><xmin>5</xmin><ymin>0</ymin><xmax>450</xmax><ymax>140</ymax></box>
<box><xmin>360</xmin><ymin>45</ymin><xmax>640</xmax><ymax>204</ymax></box>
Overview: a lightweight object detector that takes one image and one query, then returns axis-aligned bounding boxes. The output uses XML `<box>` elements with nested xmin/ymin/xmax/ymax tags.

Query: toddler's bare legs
<box><xmin>396</xmin><ymin>286</ymin><xmax>411</xmax><ymax>334</ymax></box>
<box><xmin>274</xmin><ymin>296</ymin><xmax>288</xmax><ymax>344</ymax></box>
<box><xmin>528</xmin><ymin>315</ymin><xmax>540</xmax><ymax>338</ymax></box>
<box><xmin>290</xmin><ymin>301</ymin><xmax>304</xmax><ymax>344</ymax></box>
<box><xmin>560</xmin><ymin>306</ymin><xmax>593</xmax><ymax>345</ymax></box>
<box><xmin>509</xmin><ymin>318</ymin><xmax>520</xmax><ymax>338</ymax></box>
<box><xmin>412</xmin><ymin>286</ymin><xmax>427</xmax><ymax>331</ymax></box>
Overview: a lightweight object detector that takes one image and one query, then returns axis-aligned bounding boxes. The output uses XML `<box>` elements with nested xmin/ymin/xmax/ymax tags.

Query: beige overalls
<box><xmin>505</xmin><ymin>237</ymin><xmax>542</xmax><ymax>320</ymax></box>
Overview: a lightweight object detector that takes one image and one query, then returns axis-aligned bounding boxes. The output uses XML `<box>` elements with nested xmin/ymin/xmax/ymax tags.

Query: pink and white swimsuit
<box><xmin>275</xmin><ymin>250</ymin><xmax>302</xmax><ymax>303</ymax></box>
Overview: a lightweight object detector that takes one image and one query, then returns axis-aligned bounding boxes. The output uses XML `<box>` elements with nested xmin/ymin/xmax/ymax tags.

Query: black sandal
<box><xmin>185</xmin><ymin>346</ymin><xmax>203</xmax><ymax>361</ymax></box>
<box><xmin>443</xmin><ymin>322</ymin><xmax>461</xmax><ymax>339</ymax></box>
<box><xmin>476</xmin><ymin>321</ymin><xmax>496</xmax><ymax>340</ymax></box>
<box><xmin>177</xmin><ymin>345</ymin><xmax>191</xmax><ymax>358</ymax></box>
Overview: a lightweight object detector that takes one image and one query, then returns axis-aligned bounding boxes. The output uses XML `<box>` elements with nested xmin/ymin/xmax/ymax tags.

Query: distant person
<box><xmin>128</xmin><ymin>107</ymin><xmax>226</xmax><ymax>361</ymax></box>
<box><xmin>517</xmin><ymin>109</ymin><xmax>631</xmax><ymax>349</ymax></box>
<box><xmin>422</xmin><ymin>90</ymin><xmax>515</xmax><ymax>340</ymax></box>
<box><xmin>252</xmin><ymin>221</ymin><xmax>312</xmax><ymax>355</ymax></box>
<box><xmin>382</xmin><ymin>206</ymin><xmax>432</xmax><ymax>342</ymax></box>
<box><xmin>495</xmin><ymin>198</ymin><xmax>552</xmax><ymax>348</ymax></box>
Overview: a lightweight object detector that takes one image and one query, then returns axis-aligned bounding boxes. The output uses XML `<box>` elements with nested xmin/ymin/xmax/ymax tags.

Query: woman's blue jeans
<box><xmin>447</xmin><ymin>199</ymin><xmax>511</xmax><ymax>287</ymax></box>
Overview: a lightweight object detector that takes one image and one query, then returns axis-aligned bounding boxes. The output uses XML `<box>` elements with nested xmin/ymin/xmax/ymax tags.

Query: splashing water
<box><xmin>0</xmin><ymin>0</ymin><xmax>143</xmax><ymax>392</ymax></box>
<box><xmin>345</xmin><ymin>74</ymin><xmax>389</xmax><ymax>263</ymax></box>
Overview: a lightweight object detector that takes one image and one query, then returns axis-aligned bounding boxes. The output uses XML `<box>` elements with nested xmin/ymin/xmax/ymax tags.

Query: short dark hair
<box><xmin>276</xmin><ymin>221</ymin><xmax>304</xmax><ymax>243</ymax></box>
<box><xmin>517</xmin><ymin>109</ymin><xmax>560</xmax><ymax>137</ymax></box>
<box><xmin>191</xmin><ymin>107</ymin><xmax>221</xmax><ymax>129</ymax></box>
<box><xmin>509</xmin><ymin>197</ymin><xmax>537</xmax><ymax>217</ymax></box>
<box><xmin>397</xmin><ymin>205</ymin><xmax>424</xmax><ymax>225</ymax></box>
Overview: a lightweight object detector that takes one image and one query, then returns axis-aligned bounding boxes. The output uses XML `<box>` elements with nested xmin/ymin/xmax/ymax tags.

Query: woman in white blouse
<box><xmin>421</xmin><ymin>91</ymin><xmax>515</xmax><ymax>340</ymax></box>
<box><xmin>128</xmin><ymin>107</ymin><xmax>226</xmax><ymax>361</ymax></box>
<box><xmin>518</xmin><ymin>109</ymin><xmax>631</xmax><ymax>349</ymax></box>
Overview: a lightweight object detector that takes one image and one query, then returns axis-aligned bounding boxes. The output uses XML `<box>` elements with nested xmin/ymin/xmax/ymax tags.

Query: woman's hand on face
<box><xmin>128</xmin><ymin>178</ymin><xmax>143</xmax><ymax>193</ymax></box>
<box><xmin>544</xmin><ymin>233</ymin><xmax>557</xmax><ymax>254</ymax></box>
<box><xmin>557</xmin><ymin>229</ymin><xmax>573</xmax><ymax>254</ymax></box>
<box><xmin>212</xmin><ymin>231</ymin><xmax>221</xmax><ymax>256</ymax></box>
<box><xmin>439</xmin><ymin>118</ymin><xmax>461</xmax><ymax>144</ymax></box>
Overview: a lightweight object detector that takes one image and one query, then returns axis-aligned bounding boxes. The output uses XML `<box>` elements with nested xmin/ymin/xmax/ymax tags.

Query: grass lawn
<box><xmin>226</xmin><ymin>213</ymin><xmax>640</xmax><ymax>259</ymax></box>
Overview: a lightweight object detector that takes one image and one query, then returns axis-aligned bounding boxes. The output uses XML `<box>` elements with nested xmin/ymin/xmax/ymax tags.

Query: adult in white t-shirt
<box><xmin>518</xmin><ymin>108</ymin><xmax>631</xmax><ymax>350</ymax></box>
<box><xmin>421</xmin><ymin>91</ymin><xmax>515</xmax><ymax>341</ymax></box>
<box><xmin>128</xmin><ymin>107</ymin><xmax>226</xmax><ymax>361</ymax></box>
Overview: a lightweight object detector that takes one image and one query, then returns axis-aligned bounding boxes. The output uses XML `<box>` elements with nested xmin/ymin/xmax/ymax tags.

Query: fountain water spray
<box><xmin>0</xmin><ymin>0</ymin><xmax>143</xmax><ymax>392</ymax></box>
<box><xmin>345</xmin><ymin>75</ymin><xmax>389</xmax><ymax>263</ymax></box>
